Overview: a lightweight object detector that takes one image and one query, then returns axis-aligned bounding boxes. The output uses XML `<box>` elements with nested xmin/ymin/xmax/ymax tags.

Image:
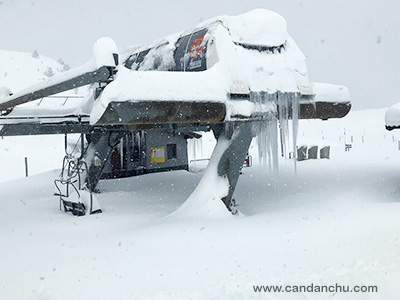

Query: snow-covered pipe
<box><xmin>0</xmin><ymin>37</ymin><xmax>118</xmax><ymax>111</ymax></box>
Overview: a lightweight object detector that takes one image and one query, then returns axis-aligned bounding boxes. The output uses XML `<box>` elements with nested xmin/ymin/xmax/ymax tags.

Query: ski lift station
<box><xmin>0</xmin><ymin>9</ymin><xmax>351</xmax><ymax>216</ymax></box>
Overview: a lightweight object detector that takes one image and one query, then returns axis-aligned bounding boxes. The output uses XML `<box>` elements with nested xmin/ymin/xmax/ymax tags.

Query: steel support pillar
<box><xmin>212</xmin><ymin>121</ymin><xmax>253</xmax><ymax>213</ymax></box>
<box><xmin>85</xmin><ymin>131</ymin><xmax>123</xmax><ymax>191</ymax></box>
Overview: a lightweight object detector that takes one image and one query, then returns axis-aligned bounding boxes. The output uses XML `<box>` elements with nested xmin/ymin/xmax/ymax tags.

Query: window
<box><xmin>167</xmin><ymin>144</ymin><xmax>177</xmax><ymax>160</ymax></box>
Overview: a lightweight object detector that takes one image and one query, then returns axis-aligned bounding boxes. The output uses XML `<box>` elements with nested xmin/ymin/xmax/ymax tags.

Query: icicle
<box><xmin>278</xmin><ymin>92</ymin><xmax>290</xmax><ymax>158</ymax></box>
<box><xmin>270</xmin><ymin>118</ymin><xmax>279</xmax><ymax>175</ymax></box>
<box><xmin>187</xmin><ymin>135</ymin><xmax>203</xmax><ymax>162</ymax></box>
<box><xmin>188</xmin><ymin>138</ymin><xmax>195</xmax><ymax>162</ymax></box>
<box><xmin>253</xmin><ymin>119</ymin><xmax>278</xmax><ymax>172</ymax></box>
<box><xmin>251</xmin><ymin>91</ymin><xmax>279</xmax><ymax>176</ymax></box>
<box><xmin>291</xmin><ymin>93</ymin><xmax>299</xmax><ymax>175</ymax></box>
<box><xmin>194</xmin><ymin>136</ymin><xmax>203</xmax><ymax>159</ymax></box>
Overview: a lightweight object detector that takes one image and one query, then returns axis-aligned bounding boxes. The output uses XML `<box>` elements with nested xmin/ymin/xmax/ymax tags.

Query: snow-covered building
<box><xmin>0</xmin><ymin>9</ymin><xmax>350</xmax><ymax>216</ymax></box>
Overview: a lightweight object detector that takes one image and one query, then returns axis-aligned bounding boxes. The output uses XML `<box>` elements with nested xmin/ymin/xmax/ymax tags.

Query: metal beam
<box><xmin>94</xmin><ymin>100</ymin><xmax>227</xmax><ymax>126</ymax></box>
<box><xmin>0</xmin><ymin>123</ymin><xmax>93</xmax><ymax>136</ymax></box>
<box><xmin>0</xmin><ymin>66</ymin><xmax>113</xmax><ymax>111</ymax></box>
<box><xmin>299</xmin><ymin>101</ymin><xmax>351</xmax><ymax>120</ymax></box>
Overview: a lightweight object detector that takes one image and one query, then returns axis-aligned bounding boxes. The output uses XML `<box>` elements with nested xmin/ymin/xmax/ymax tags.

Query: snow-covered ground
<box><xmin>1</xmin><ymin>108</ymin><xmax>400</xmax><ymax>299</ymax></box>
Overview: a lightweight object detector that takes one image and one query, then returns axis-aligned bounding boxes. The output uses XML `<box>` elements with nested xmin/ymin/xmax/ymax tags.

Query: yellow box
<box><xmin>150</xmin><ymin>147</ymin><xmax>165</xmax><ymax>164</ymax></box>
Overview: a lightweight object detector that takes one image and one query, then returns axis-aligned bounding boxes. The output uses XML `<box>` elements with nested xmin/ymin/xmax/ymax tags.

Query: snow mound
<box><xmin>167</xmin><ymin>137</ymin><xmax>233</xmax><ymax>220</ymax></box>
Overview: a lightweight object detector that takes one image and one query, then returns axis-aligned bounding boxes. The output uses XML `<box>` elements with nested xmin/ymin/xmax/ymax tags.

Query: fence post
<box><xmin>24</xmin><ymin>157</ymin><xmax>29</xmax><ymax>177</ymax></box>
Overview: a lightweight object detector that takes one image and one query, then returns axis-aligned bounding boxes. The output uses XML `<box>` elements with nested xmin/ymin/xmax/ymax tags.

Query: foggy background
<box><xmin>0</xmin><ymin>0</ymin><xmax>399</xmax><ymax>110</ymax></box>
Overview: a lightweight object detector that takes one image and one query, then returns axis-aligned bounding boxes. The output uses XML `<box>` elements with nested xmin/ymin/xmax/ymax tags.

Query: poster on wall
<box><xmin>150</xmin><ymin>147</ymin><xmax>165</xmax><ymax>164</ymax></box>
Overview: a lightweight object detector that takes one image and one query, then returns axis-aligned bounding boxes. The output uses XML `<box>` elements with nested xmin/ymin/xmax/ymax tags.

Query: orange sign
<box><xmin>189</xmin><ymin>34</ymin><xmax>205</xmax><ymax>59</ymax></box>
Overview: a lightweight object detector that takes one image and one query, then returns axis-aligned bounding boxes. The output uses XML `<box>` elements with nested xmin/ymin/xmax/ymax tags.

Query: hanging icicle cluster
<box><xmin>188</xmin><ymin>135</ymin><xmax>204</xmax><ymax>161</ymax></box>
<box><xmin>251</xmin><ymin>91</ymin><xmax>299</xmax><ymax>174</ymax></box>
<box><xmin>291</xmin><ymin>93</ymin><xmax>299</xmax><ymax>174</ymax></box>
<box><xmin>278</xmin><ymin>92</ymin><xmax>299</xmax><ymax>173</ymax></box>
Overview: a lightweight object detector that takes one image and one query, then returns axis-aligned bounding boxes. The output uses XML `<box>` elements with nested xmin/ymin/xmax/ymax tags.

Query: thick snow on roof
<box><xmin>119</xmin><ymin>9</ymin><xmax>288</xmax><ymax>59</ymax></box>
<box><xmin>212</xmin><ymin>24</ymin><xmax>304</xmax><ymax>93</ymax></box>
<box><xmin>91</xmin><ymin>9</ymin><xmax>310</xmax><ymax>124</ymax></box>
<box><xmin>221</xmin><ymin>9</ymin><xmax>288</xmax><ymax>47</ymax></box>
<box><xmin>90</xmin><ymin>65</ymin><xmax>230</xmax><ymax>124</ymax></box>
<box><xmin>310</xmin><ymin>82</ymin><xmax>351</xmax><ymax>103</ymax></box>
<box><xmin>385</xmin><ymin>102</ymin><xmax>400</xmax><ymax>127</ymax></box>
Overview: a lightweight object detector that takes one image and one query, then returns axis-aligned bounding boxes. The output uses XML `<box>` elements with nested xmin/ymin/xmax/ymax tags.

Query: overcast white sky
<box><xmin>0</xmin><ymin>0</ymin><xmax>399</xmax><ymax>109</ymax></box>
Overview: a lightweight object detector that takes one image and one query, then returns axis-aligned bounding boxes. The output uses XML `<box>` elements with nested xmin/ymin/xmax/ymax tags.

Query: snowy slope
<box><xmin>0</xmin><ymin>49</ymin><xmax>93</xmax><ymax>121</ymax></box>
<box><xmin>1</xmin><ymin>109</ymin><xmax>400</xmax><ymax>299</ymax></box>
<box><xmin>0</xmin><ymin>49</ymin><xmax>67</xmax><ymax>93</ymax></box>
<box><xmin>0</xmin><ymin>50</ymin><xmax>72</xmax><ymax>182</ymax></box>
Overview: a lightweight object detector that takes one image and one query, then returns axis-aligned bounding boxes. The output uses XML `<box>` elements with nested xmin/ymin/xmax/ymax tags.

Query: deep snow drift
<box><xmin>1</xmin><ymin>108</ymin><xmax>400</xmax><ymax>299</ymax></box>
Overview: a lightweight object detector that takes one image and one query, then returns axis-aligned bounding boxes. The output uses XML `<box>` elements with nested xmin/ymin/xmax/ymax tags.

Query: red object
<box><xmin>189</xmin><ymin>34</ymin><xmax>205</xmax><ymax>59</ymax></box>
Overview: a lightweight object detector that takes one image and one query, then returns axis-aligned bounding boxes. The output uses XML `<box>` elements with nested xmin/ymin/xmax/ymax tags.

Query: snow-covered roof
<box><xmin>91</xmin><ymin>9</ymin><xmax>311</xmax><ymax>124</ymax></box>
<box><xmin>309</xmin><ymin>82</ymin><xmax>351</xmax><ymax>103</ymax></box>
<box><xmin>220</xmin><ymin>9</ymin><xmax>288</xmax><ymax>47</ymax></box>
